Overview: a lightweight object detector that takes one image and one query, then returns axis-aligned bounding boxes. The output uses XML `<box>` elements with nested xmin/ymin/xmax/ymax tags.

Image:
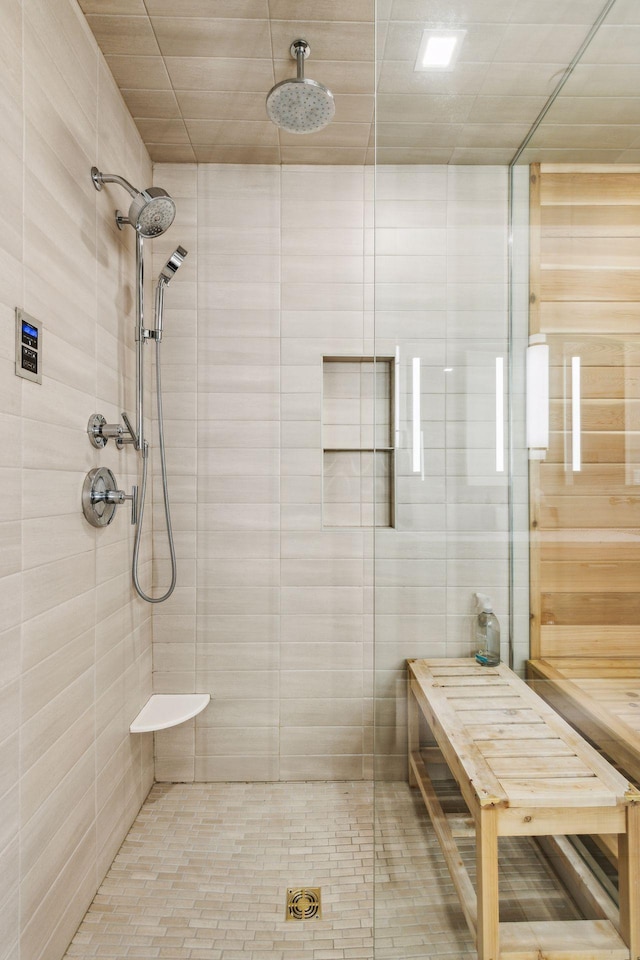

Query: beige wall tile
<box><xmin>198</xmin><ymin>587</ymin><xmax>280</xmax><ymax>615</ymax></box>
<box><xmin>280</xmin><ymin>698</ymin><xmax>363</xmax><ymax>726</ymax></box>
<box><xmin>280</xmin><ymin>502</ymin><xmax>323</xmax><ymax>529</ymax></box>
<box><xmin>84</xmin><ymin>14</ymin><xmax>161</xmax><ymax>56</ymax></box>
<box><xmin>20</xmin><ymin>783</ymin><xmax>95</xmax><ymax>928</ymax></box>
<box><xmin>197</xmin><ymin>641</ymin><xmax>278</xmax><ymax>672</ymax></box>
<box><xmin>0</xmin><ymin>842</ymin><xmax>19</xmax><ymax>952</ymax></box>
<box><xmin>147</xmin><ymin>161</ymin><xmax>510</xmax><ymax>790</ymax></box>
<box><xmin>196</xmin><ymin>559</ymin><xmax>280</xmax><ymax>586</ymax></box>
<box><xmin>153</xmin><ymin>16</ymin><xmax>272</xmax><ymax>59</ymax></box>
<box><xmin>21</xmin><ymin>711</ymin><xmax>95</xmax><ymax>826</ymax></box>
<box><xmin>279</xmin><ymin>755</ymin><xmax>364</xmax><ymax>780</ymax></box>
<box><xmin>195</xmin><ymin>725</ymin><xmax>278</xmax><ymax>756</ymax></box>
<box><xmin>198</xmin><ymin>503</ymin><xmax>280</xmax><ymax>531</ymax></box>
<box><xmin>280</xmin><ymin>615</ymin><xmax>364</xmax><ymax>643</ymax></box>
<box><xmin>194</xmin><ymin>756</ymin><xmax>279</xmax><ymax>781</ymax></box>
<box><xmin>197</xmin><ymin>697</ymin><xmax>279</xmax><ymax>727</ymax></box>
<box><xmin>280</xmin><ymin>476</ymin><xmax>322</xmax><ymax>503</ymax></box>
<box><xmin>155</xmin><ymin>757</ymin><xmax>195</xmax><ymax>781</ymax></box>
<box><xmin>20</xmin><ymin>826</ymin><xmax>96</xmax><ymax>960</ymax></box>
<box><xmin>281</xmin><ymin>641</ymin><xmax>363</xmax><ymax>670</ymax></box>
<box><xmin>0</xmin><ymin>3</ymin><xmax>156</xmax><ymax>956</ymax></box>
<box><xmin>198</xmin><ymin>670</ymin><xmax>279</xmax><ymax>700</ymax></box>
<box><xmin>165</xmin><ymin>56</ymin><xmax>275</xmax><ymax>92</ymax></box>
<box><xmin>280</xmin><ymin>726</ymin><xmax>364</xmax><ymax>756</ymax></box>
<box><xmin>196</xmin><ymin>532</ymin><xmax>279</xmax><ymax>559</ymax></box>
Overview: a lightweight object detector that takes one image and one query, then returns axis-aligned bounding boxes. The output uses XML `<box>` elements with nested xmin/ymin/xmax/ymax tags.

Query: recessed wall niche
<box><xmin>322</xmin><ymin>357</ymin><xmax>395</xmax><ymax>527</ymax></box>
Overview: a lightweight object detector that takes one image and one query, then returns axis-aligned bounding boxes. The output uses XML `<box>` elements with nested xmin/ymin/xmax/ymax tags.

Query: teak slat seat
<box><xmin>527</xmin><ymin>657</ymin><xmax>640</xmax><ymax>792</ymax></box>
<box><xmin>408</xmin><ymin>658</ymin><xmax>640</xmax><ymax>960</ymax></box>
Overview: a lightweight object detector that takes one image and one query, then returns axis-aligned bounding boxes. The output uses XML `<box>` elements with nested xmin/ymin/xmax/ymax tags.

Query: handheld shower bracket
<box><xmin>87</xmin><ymin>412</ymin><xmax>138</xmax><ymax>450</ymax></box>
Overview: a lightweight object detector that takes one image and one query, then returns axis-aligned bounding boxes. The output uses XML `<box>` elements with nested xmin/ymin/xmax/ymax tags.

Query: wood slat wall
<box><xmin>530</xmin><ymin>163</ymin><xmax>640</xmax><ymax>660</ymax></box>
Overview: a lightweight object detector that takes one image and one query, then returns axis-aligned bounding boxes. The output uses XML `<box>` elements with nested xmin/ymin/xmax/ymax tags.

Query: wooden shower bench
<box><xmin>407</xmin><ymin>658</ymin><xmax>640</xmax><ymax>960</ymax></box>
<box><xmin>527</xmin><ymin>657</ymin><xmax>640</xmax><ymax>788</ymax></box>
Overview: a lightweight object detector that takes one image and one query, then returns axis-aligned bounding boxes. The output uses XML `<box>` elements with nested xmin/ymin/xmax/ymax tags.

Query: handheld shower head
<box><xmin>266</xmin><ymin>40</ymin><xmax>335</xmax><ymax>134</ymax></box>
<box><xmin>91</xmin><ymin>167</ymin><xmax>176</xmax><ymax>238</ymax></box>
<box><xmin>159</xmin><ymin>246</ymin><xmax>188</xmax><ymax>286</ymax></box>
<box><xmin>154</xmin><ymin>247</ymin><xmax>188</xmax><ymax>341</ymax></box>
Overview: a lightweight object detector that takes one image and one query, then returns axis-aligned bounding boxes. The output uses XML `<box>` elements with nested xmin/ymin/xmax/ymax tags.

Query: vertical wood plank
<box><xmin>619</xmin><ymin>798</ymin><xmax>640</xmax><ymax>959</ymax></box>
<box><xmin>408</xmin><ymin>670</ymin><xmax>419</xmax><ymax>786</ymax></box>
<box><xmin>529</xmin><ymin>162</ymin><xmax>542</xmax><ymax>335</ymax></box>
<box><xmin>529</xmin><ymin>459</ymin><xmax>542</xmax><ymax>658</ymax></box>
<box><xmin>476</xmin><ymin>805</ymin><xmax>499</xmax><ymax>960</ymax></box>
<box><xmin>529</xmin><ymin>164</ymin><xmax>542</xmax><ymax>658</ymax></box>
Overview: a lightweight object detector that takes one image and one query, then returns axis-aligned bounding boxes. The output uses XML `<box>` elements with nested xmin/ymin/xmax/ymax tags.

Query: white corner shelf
<box><xmin>130</xmin><ymin>694</ymin><xmax>210</xmax><ymax>733</ymax></box>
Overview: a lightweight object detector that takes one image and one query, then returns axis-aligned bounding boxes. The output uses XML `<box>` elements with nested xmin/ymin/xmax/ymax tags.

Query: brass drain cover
<box><xmin>286</xmin><ymin>887</ymin><xmax>322</xmax><ymax>921</ymax></box>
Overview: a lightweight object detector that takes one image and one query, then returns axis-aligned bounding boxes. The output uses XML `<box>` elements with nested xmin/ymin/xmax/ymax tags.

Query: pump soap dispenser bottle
<box><xmin>474</xmin><ymin>593</ymin><xmax>500</xmax><ymax>666</ymax></box>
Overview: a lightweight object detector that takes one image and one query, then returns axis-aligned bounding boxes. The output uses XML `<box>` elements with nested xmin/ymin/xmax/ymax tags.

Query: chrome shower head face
<box><xmin>129</xmin><ymin>187</ymin><xmax>176</xmax><ymax>238</ymax></box>
<box><xmin>159</xmin><ymin>246</ymin><xmax>188</xmax><ymax>285</ymax></box>
<box><xmin>91</xmin><ymin>169</ymin><xmax>177</xmax><ymax>238</ymax></box>
<box><xmin>267</xmin><ymin>78</ymin><xmax>335</xmax><ymax>134</ymax></box>
<box><xmin>266</xmin><ymin>39</ymin><xmax>335</xmax><ymax>134</ymax></box>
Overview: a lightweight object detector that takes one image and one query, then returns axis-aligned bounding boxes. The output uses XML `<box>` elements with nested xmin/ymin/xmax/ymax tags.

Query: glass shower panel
<box><xmin>526</xmin><ymin>330</ymin><xmax>640</xmax><ymax>897</ymax></box>
<box><xmin>372</xmin><ymin>164</ymin><xmax>511</xmax><ymax>957</ymax></box>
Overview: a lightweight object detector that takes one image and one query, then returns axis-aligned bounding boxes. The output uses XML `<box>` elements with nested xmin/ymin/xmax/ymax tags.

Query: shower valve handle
<box><xmin>82</xmin><ymin>467</ymin><xmax>138</xmax><ymax>528</ymax></box>
<box><xmin>87</xmin><ymin>412</ymin><xmax>137</xmax><ymax>449</ymax></box>
<box><xmin>104</xmin><ymin>485</ymin><xmax>138</xmax><ymax>525</ymax></box>
<box><xmin>119</xmin><ymin>412</ymin><xmax>139</xmax><ymax>449</ymax></box>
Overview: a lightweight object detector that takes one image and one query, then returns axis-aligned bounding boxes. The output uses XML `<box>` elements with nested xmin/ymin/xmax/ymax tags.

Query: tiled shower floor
<box><xmin>64</xmin><ymin>780</ymin><xmax>580</xmax><ymax>960</ymax></box>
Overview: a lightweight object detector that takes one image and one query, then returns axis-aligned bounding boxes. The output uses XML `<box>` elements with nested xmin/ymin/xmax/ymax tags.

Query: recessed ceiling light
<box><xmin>415</xmin><ymin>29</ymin><xmax>466</xmax><ymax>71</ymax></box>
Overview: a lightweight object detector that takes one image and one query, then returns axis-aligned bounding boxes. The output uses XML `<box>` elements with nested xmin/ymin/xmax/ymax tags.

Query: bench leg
<box><xmin>408</xmin><ymin>682</ymin><xmax>419</xmax><ymax>786</ymax></box>
<box><xmin>619</xmin><ymin>800</ymin><xmax>640</xmax><ymax>959</ymax></box>
<box><xmin>476</xmin><ymin>806</ymin><xmax>499</xmax><ymax>960</ymax></box>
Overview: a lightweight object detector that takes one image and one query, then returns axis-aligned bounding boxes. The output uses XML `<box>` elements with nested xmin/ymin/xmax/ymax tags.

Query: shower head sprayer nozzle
<box><xmin>154</xmin><ymin>247</ymin><xmax>188</xmax><ymax>342</ymax></box>
<box><xmin>91</xmin><ymin>167</ymin><xmax>176</xmax><ymax>238</ymax></box>
<box><xmin>266</xmin><ymin>39</ymin><xmax>335</xmax><ymax>135</ymax></box>
<box><xmin>128</xmin><ymin>188</ymin><xmax>176</xmax><ymax>238</ymax></box>
<box><xmin>159</xmin><ymin>246</ymin><xmax>188</xmax><ymax>286</ymax></box>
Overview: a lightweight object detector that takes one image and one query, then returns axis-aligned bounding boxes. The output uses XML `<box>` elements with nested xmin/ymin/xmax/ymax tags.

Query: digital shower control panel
<box><xmin>15</xmin><ymin>309</ymin><xmax>42</xmax><ymax>384</ymax></box>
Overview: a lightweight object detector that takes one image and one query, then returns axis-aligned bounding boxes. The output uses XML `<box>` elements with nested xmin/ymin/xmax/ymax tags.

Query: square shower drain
<box><xmin>285</xmin><ymin>887</ymin><xmax>322</xmax><ymax>921</ymax></box>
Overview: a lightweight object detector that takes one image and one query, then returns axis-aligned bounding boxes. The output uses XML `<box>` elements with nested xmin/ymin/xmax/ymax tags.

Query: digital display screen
<box><xmin>22</xmin><ymin>321</ymin><xmax>38</xmax><ymax>340</ymax></box>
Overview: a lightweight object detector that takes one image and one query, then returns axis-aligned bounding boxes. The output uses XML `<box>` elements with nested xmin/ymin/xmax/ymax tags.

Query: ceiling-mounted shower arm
<box><xmin>292</xmin><ymin>39</ymin><xmax>310</xmax><ymax>79</ymax></box>
<box><xmin>266</xmin><ymin>39</ymin><xmax>335</xmax><ymax>134</ymax></box>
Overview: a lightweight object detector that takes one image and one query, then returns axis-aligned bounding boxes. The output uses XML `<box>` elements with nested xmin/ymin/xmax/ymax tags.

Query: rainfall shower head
<box><xmin>91</xmin><ymin>167</ymin><xmax>176</xmax><ymax>238</ymax></box>
<box><xmin>266</xmin><ymin>40</ymin><xmax>335</xmax><ymax>135</ymax></box>
<box><xmin>159</xmin><ymin>246</ymin><xmax>188</xmax><ymax>285</ymax></box>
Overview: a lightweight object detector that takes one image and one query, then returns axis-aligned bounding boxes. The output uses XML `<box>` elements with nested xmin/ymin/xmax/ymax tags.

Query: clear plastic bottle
<box><xmin>474</xmin><ymin>593</ymin><xmax>500</xmax><ymax>666</ymax></box>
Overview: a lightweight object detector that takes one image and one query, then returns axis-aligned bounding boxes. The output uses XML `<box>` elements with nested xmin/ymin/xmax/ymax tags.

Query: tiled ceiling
<box><xmin>78</xmin><ymin>0</ymin><xmax>640</xmax><ymax>164</ymax></box>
